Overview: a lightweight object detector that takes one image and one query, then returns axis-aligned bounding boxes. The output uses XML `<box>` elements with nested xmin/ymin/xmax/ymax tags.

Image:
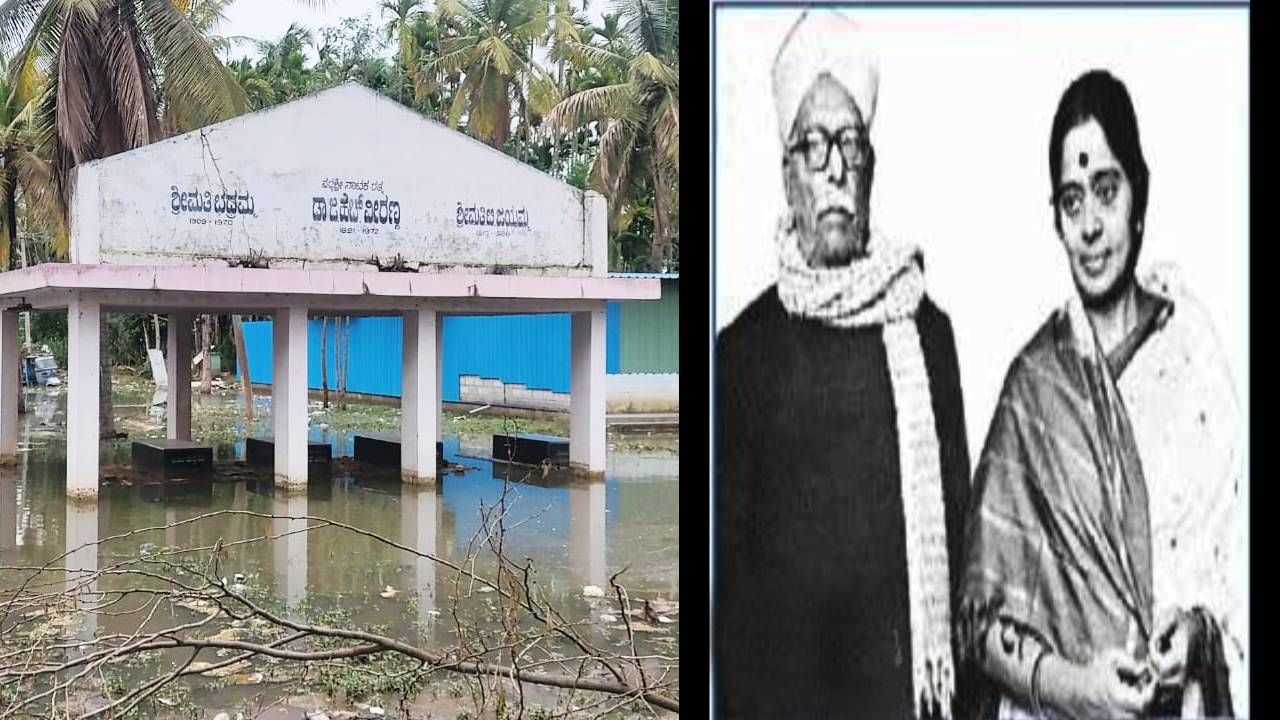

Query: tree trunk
<box><xmin>232</xmin><ymin>315</ymin><xmax>253</xmax><ymax>423</ymax></box>
<box><xmin>153</xmin><ymin>314</ymin><xmax>161</xmax><ymax>351</ymax></box>
<box><xmin>200</xmin><ymin>315</ymin><xmax>212</xmax><ymax>394</ymax></box>
<box><xmin>493</xmin><ymin>78</ymin><xmax>511</xmax><ymax>149</ymax></box>
<box><xmin>648</xmin><ymin>152</ymin><xmax>671</xmax><ymax>272</ymax></box>
<box><xmin>320</xmin><ymin>316</ymin><xmax>329</xmax><ymax>408</ymax></box>
<box><xmin>100</xmin><ymin>313</ymin><xmax>115</xmax><ymax>439</ymax></box>
<box><xmin>4</xmin><ymin>174</ymin><xmax>15</xmax><ymax>272</ymax></box>
<box><xmin>336</xmin><ymin>316</ymin><xmax>351</xmax><ymax>410</ymax></box>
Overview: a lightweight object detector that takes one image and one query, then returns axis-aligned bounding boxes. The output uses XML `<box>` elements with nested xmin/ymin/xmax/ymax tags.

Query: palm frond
<box><xmin>543</xmin><ymin>82</ymin><xmax>631</xmax><ymax>134</ymax></box>
<box><xmin>560</xmin><ymin>38</ymin><xmax>628</xmax><ymax>71</ymax></box>
<box><xmin>628</xmin><ymin>50</ymin><xmax>675</xmax><ymax>89</ymax></box>
<box><xmin>138</xmin><ymin>0</ymin><xmax>247</xmax><ymax>127</ymax></box>
<box><xmin>6</xmin><ymin>0</ymin><xmax>57</xmax><ymax>104</ymax></box>
<box><xmin>446</xmin><ymin>71</ymin><xmax>471</xmax><ymax>128</ymax></box>
<box><xmin>0</xmin><ymin>0</ymin><xmax>44</xmax><ymax>56</ymax></box>
<box><xmin>53</xmin><ymin>1</ymin><xmax>100</xmax><ymax>171</ymax></box>
<box><xmin>527</xmin><ymin>71</ymin><xmax>559</xmax><ymax>118</ymax></box>
<box><xmin>100</xmin><ymin>1</ymin><xmax>158</xmax><ymax>147</ymax></box>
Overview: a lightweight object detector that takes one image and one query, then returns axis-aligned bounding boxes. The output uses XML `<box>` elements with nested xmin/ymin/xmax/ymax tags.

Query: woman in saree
<box><xmin>958</xmin><ymin>69</ymin><xmax>1245</xmax><ymax>719</ymax></box>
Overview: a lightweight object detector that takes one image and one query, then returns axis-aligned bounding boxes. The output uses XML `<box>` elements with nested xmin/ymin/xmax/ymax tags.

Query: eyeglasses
<box><xmin>1053</xmin><ymin>171</ymin><xmax>1123</xmax><ymax>221</ymax></box>
<box><xmin>787</xmin><ymin>127</ymin><xmax>870</xmax><ymax>173</ymax></box>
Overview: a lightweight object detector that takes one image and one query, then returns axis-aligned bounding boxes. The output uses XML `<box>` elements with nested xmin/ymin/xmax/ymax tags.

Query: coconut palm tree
<box><xmin>430</xmin><ymin>0</ymin><xmax>551</xmax><ymax>150</ymax></box>
<box><xmin>380</xmin><ymin>0</ymin><xmax>423</xmax><ymax>104</ymax></box>
<box><xmin>254</xmin><ymin>22</ymin><xmax>317</xmax><ymax>104</ymax></box>
<box><xmin>0</xmin><ymin>59</ymin><xmax>61</xmax><ymax>268</ymax></box>
<box><xmin>178</xmin><ymin>0</ymin><xmax>239</xmax><ymax>58</ymax></box>
<box><xmin>0</xmin><ymin>0</ymin><xmax>320</xmax><ymax>437</ymax></box>
<box><xmin>544</xmin><ymin>0</ymin><xmax>678</xmax><ymax>271</ymax></box>
<box><xmin>0</xmin><ymin>0</ymin><xmax>253</xmax><ymax>217</ymax></box>
<box><xmin>227</xmin><ymin>57</ymin><xmax>278</xmax><ymax>109</ymax></box>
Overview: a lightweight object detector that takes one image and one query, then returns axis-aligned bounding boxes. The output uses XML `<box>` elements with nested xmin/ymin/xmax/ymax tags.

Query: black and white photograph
<box><xmin>712</xmin><ymin>3</ymin><xmax>1248</xmax><ymax>718</ymax></box>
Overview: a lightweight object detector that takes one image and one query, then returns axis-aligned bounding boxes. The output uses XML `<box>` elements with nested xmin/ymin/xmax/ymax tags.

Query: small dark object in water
<box><xmin>644</xmin><ymin>599</ymin><xmax>660</xmax><ymax>625</ymax></box>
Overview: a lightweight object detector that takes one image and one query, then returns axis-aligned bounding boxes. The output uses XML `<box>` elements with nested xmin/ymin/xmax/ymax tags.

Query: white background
<box><xmin>713</xmin><ymin>6</ymin><xmax>1249</xmax><ymax>707</ymax></box>
<box><xmin>714</xmin><ymin>6</ymin><xmax>1248</xmax><ymax>466</ymax></box>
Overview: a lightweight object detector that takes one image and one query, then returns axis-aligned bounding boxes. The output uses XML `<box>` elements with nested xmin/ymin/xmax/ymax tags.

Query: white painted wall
<box><xmin>71</xmin><ymin>84</ymin><xmax>599</xmax><ymax>275</ymax></box>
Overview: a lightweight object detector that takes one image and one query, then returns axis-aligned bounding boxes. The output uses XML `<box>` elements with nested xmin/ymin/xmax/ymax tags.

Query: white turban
<box><xmin>772</xmin><ymin>9</ymin><xmax>879</xmax><ymax>143</ymax></box>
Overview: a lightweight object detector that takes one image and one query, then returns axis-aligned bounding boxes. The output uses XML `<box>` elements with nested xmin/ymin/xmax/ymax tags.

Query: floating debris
<box><xmin>582</xmin><ymin>585</ymin><xmax>606</xmax><ymax>598</ymax></box>
<box><xmin>610</xmin><ymin>621</ymin><xmax>667</xmax><ymax>634</ymax></box>
<box><xmin>379</xmin><ymin>585</ymin><xmax>399</xmax><ymax>599</ymax></box>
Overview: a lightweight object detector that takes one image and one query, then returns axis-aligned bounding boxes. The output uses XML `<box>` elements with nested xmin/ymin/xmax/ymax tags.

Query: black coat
<box><xmin>714</xmin><ymin>286</ymin><xmax>972</xmax><ymax>719</ymax></box>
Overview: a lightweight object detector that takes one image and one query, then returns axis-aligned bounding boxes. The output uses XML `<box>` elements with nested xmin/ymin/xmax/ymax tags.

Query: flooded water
<box><xmin>0</xmin><ymin>386</ymin><xmax>679</xmax><ymax>717</ymax></box>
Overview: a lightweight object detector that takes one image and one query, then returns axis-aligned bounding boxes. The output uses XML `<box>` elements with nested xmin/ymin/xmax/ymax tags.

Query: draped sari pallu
<box><xmin>959</xmin><ymin>300</ymin><xmax>1154</xmax><ymax>713</ymax></box>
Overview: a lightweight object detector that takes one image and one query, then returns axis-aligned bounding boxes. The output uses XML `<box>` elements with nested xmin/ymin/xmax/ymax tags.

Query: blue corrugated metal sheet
<box><xmin>242</xmin><ymin>317</ymin><xmax>404</xmax><ymax>396</ymax></box>
<box><xmin>241</xmin><ymin>310</ymin><xmax>627</xmax><ymax>399</ymax></box>
<box><xmin>441</xmin><ymin>314</ymin><xmax>571</xmax><ymax>398</ymax></box>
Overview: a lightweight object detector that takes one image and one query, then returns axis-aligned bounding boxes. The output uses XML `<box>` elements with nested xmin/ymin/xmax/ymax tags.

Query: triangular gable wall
<box><xmin>70</xmin><ymin>83</ymin><xmax>605</xmax><ymax>275</ymax></box>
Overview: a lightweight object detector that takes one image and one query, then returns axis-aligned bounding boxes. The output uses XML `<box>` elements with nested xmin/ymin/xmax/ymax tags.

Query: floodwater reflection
<box><xmin>0</xmin><ymin>388</ymin><xmax>679</xmax><ymax>710</ymax></box>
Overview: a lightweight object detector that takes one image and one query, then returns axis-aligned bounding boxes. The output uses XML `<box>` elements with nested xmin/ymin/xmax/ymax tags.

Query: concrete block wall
<box><xmin>459</xmin><ymin>375</ymin><xmax>571</xmax><ymax>412</ymax></box>
<box><xmin>458</xmin><ymin>373</ymin><xmax>678</xmax><ymax>414</ymax></box>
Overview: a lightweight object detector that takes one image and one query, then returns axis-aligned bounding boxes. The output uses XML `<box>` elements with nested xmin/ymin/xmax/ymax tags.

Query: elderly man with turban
<box><xmin>714</xmin><ymin>10</ymin><xmax>972</xmax><ymax>719</ymax></box>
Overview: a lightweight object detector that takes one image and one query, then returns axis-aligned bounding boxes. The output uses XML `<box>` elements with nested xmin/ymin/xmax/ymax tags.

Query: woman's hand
<box><xmin>1040</xmin><ymin>648</ymin><xmax>1156</xmax><ymax>720</ymax></box>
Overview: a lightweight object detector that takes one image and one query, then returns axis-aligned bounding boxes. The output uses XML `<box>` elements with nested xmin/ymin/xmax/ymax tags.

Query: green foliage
<box><xmin>29</xmin><ymin>310</ymin><xmax>66</xmax><ymax>365</ymax></box>
<box><xmin>3</xmin><ymin>0</ymin><xmax>677</xmax><ymax>276</ymax></box>
<box><xmin>107</xmin><ymin>314</ymin><xmax>152</xmax><ymax>368</ymax></box>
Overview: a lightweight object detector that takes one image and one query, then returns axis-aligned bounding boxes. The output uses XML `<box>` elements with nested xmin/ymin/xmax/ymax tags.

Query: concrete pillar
<box><xmin>400</xmin><ymin>308</ymin><xmax>438</xmax><ymax>485</ymax></box>
<box><xmin>65</xmin><ymin>501</ymin><xmax>99</xmax><ymax>649</ymax></box>
<box><xmin>164</xmin><ymin>505</ymin><xmax>178</xmax><ymax>553</ymax></box>
<box><xmin>436</xmin><ymin>314</ymin><xmax>444</xmax><ymax>445</ymax></box>
<box><xmin>0</xmin><ymin>310</ymin><xmax>16</xmax><ymax>463</ymax></box>
<box><xmin>570</xmin><ymin>306</ymin><xmax>606</xmax><ymax>475</ymax></box>
<box><xmin>272</xmin><ymin>306</ymin><xmax>309</xmax><ymax>490</ymax></box>
<box><xmin>0</xmin><ymin>472</ymin><xmax>15</xmax><ymax>550</ymax></box>
<box><xmin>166</xmin><ymin>313</ymin><xmax>193</xmax><ymax>440</ymax></box>
<box><xmin>66</xmin><ymin>296</ymin><xmax>100</xmax><ymax>503</ymax></box>
<box><xmin>400</xmin><ymin>484</ymin><xmax>441</xmax><ymax>625</ymax></box>
<box><xmin>569</xmin><ymin>478</ymin><xmax>607</xmax><ymax>589</ymax></box>
<box><xmin>272</xmin><ymin>492</ymin><xmax>308</xmax><ymax>620</ymax></box>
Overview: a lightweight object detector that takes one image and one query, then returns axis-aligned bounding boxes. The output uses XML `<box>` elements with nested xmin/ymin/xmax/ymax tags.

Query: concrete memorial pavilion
<box><xmin>0</xmin><ymin>83</ymin><xmax>658</xmax><ymax>503</ymax></box>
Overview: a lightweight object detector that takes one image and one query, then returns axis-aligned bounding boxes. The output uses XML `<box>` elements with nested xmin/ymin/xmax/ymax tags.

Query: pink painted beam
<box><xmin>0</xmin><ymin>264</ymin><xmax>660</xmax><ymax>301</ymax></box>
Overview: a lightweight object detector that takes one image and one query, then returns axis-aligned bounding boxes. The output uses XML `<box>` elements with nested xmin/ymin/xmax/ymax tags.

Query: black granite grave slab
<box><xmin>132</xmin><ymin>438</ymin><xmax>213</xmax><ymax>476</ymax></box>
<box><xmin>491</xmin><ymin>433</ymin><xmax>570</xmax><ymax>466</ymax></box>
<box><xmin>353</xmin><ymin>433</ymin><xmax>445</xmax><ymax>468</ymax></box>
<box><xmin>245</xmin><ymin>437</ymin><xmax>333</xmax><ymax>466</ymax></box>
